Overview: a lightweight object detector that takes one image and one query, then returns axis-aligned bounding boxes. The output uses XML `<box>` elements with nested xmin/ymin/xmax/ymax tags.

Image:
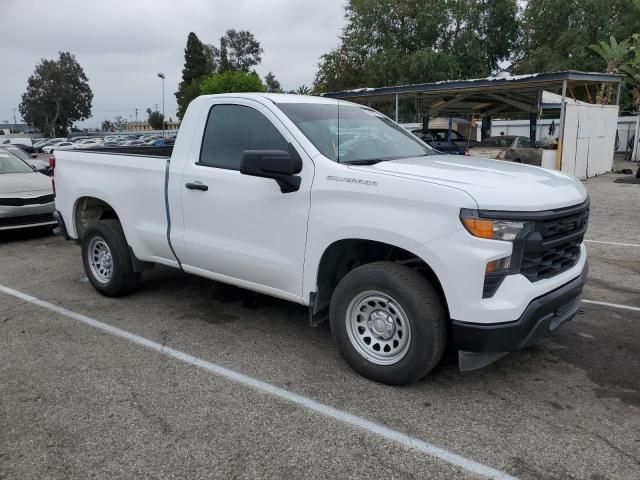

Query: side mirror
<box><xmin>240</xmin><ymin>144</ymin><xmax>303</xmax><ymax>193</ymax></box>
<box><xmin>31</xmin><ymin>154</ymin><xmax>38</xmax><ymax>158</ymax></box>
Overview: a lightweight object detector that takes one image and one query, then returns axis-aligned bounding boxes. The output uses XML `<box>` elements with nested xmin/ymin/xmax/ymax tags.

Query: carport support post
<box><xmin>395</xmin><ymin>93</ymin><xmax>399</xmax><ymax>122</ymax></box>
<box><xmin>481</xmin><ymin>116</ymin><xmax>492</xmax><ymax>141</ymax></box>
<box><xmin>556</xmin><ymin>80</ymin><xmax>568</xmax><ymax>171</ymax></box>
<box><xmin>529</xmin><ymin>112</ymin><xmax>538</xmax><ymax>143</ymax></box>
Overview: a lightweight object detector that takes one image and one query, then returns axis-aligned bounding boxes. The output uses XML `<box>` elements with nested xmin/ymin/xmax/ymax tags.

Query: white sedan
<box><xmin>0</xmin><ymin>151</ymin><xmax>56</xmax><ymax>230</ymax></box>
<box><xmin>74</xmin><ymin>139</ymin><xmax>103</xmax><ymax>149</ymax></box>
<box><xmin>42</xmin><ymin>141</ymin><xmax>77</xmax><ymax>154</ymax></box>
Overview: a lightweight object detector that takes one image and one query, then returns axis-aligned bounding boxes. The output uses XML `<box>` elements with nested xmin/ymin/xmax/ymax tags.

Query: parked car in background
<box><xmin>0</xmin><ymin>150</ymin><xmax>56</xmax><ymax>230</ymax></box>
<box><xmin>75</xmin><ymin>139</ymin><xmax>103</xmax><ymax>149</ymax></box>
<box><xmin>0</xmin><ymin>145</ymin><xmax>51</xmax><ymax>175</ymax></box>
<box><xmin>411</xmin><ymin>128</ymin><xmax>473</xmax><ymax>155</ymax></box>
<box><xmin>146</xmin><ymin>137</ymin><xmax>175</xmax><ymax>147</ymax></box>
<box><xmin>34</xmin><ymin>138</ymin><xmax>66</xmax><ymax>153</ymax></box>
<box><xmin>43</xmin><ymin>141</ymin><xmax>76</xmax><ymax>153</ymax></box>
<box><xmin>1</xmin><ymin>137</ymin><xmax>35</xmax><ymax>154</ymax></box>
<box><xmin>467</xmin><ymin>135</ymin><xmax>542</xmax><ymax>165</ymax></box>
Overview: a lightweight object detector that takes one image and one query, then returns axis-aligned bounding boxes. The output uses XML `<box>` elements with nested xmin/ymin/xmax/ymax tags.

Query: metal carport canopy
<box><xmin>323</xmin><ymin>71</ymin><xmax>623</xmax><ymax>117</ymax></box>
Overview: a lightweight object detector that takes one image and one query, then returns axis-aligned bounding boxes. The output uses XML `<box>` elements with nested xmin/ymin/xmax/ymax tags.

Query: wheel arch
<box><xmin>311</xmin><ymin>238</ymin><xmax>449</xmax><ymax>319</ymax></box>
<box><xmin>73</xmin><ymin>196</ymin><xmax>122</xmax><ymax>241</ymax></box>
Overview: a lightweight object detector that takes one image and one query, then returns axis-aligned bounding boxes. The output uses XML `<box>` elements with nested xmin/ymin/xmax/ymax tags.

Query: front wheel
<box><xmin>81</xmin><ymin>219</ymin><xmax>140</xmax><ymax>297</ymax></box>
<box><xmin>330</xmin><ymin>262</ymin><xmax>447</xmax><ymax>385</ymax></box>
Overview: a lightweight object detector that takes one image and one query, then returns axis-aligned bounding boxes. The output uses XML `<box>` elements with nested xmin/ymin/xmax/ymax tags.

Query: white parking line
<box><xmin>584</xmin><ymin>239</ymin><xmax>640</xmax><ymax>248</ymax></box>
<box><xmin>0</xmin><ymin>283</ymin><xmax>517</xmax><ymax>480</ymax></box>
<box><xmin>582</xmin><ymin>299</ymin><xmax>640</xmax><ymax>313</ymax></box>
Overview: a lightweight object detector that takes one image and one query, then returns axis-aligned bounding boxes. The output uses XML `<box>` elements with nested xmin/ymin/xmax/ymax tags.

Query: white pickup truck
<box><xmin>52</xmin><ymin>93</ymin><xmax>589</xmax><ymax>385</ymax></box>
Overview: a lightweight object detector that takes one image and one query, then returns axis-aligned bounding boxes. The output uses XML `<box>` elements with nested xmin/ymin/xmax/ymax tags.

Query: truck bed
<box><xmin>81</xmin><ymin>145</ymin><xmax>174</xmax><ymax>158</ymax></box>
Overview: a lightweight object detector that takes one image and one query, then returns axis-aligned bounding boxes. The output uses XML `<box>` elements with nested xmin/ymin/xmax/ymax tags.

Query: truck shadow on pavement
<box><xmin>0</xmin><ymin>226</ymin><xmax>55</xmax><ymax>244</ymax></box>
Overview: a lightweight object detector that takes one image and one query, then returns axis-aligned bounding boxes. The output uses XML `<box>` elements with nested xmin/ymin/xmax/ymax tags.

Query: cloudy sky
<box><xmin>1</xmin><ymin>0</ymin><xmax>346</xmax><ymax>128</ymax></box>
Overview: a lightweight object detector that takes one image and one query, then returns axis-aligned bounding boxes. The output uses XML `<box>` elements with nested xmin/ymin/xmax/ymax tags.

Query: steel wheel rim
<box><xmin>345</xmin><ymin>290</ymin><xmax>412</xmax><ymax>365</ymax></box>
<box><xmin>88</xmin><ymin>237</ymin><xmax>113</xmax><ymax>284</ymax></box>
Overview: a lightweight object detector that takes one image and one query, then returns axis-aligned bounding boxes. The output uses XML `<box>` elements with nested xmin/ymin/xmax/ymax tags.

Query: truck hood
<box><xmin>0</xmin><ymin>172</ymin><xmax>52</xmax><ymax>195</ymax></box>
<box><xmin>352</xmin><ymin>155</ymin><xmax>587</xmax><ymax>211</ymax></box>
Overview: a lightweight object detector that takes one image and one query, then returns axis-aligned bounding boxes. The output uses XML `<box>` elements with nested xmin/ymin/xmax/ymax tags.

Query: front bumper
<box><xmin>452</xmin><ymin>262</ymin><xmax>588</xmax><ymax>370</ymax></box>
<box><xmin>0</xmin><ymin>202</ymin><xmax>56</xmax><ymax>230</ymax></box>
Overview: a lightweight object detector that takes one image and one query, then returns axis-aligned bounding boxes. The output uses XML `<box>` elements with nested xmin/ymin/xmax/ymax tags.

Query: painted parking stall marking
<box><xmin>0</xmin><ymin>283</ymin><xmax>518</xmax><ymax>480</ymax></box>
<box><xmin>582</xmin><ymin>299</ymin><xmax>640</xmax><ymax>313</ymax></box>
<box><xmin>584</xmin><ymin>239</ymin><xmax>640</xmax><ymax>248</ymax></box>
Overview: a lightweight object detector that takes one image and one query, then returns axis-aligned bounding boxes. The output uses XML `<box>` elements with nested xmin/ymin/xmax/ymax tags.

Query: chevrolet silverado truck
<box><xmin>52</xmin><ymin>93</ymin><xmax>589</xmax><ymax>385</ymax></box>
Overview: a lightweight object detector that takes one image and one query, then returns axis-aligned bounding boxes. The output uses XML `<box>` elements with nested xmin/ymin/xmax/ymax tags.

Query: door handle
<box><xmin>185</xmin><ymin>182</ymin><xmax>208</xmax><ymax>191</ymax></box>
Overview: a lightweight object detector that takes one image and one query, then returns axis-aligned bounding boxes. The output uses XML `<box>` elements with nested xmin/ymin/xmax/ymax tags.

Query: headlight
<box><xmin>460</xmin><ymin>210</ymin><xmax>531</xmax><ymax>242</ymax></box>
<box><xmin>460</xmin><ymin>209</ymin><xmax>534</xmax><ymax>298</ymax></box>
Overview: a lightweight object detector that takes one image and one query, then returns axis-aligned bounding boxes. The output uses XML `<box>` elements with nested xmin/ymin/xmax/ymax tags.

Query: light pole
<box><xmin>157</xmin><ymin>72</ymin><xmax>165</xmax><ymax>138</ymax></box>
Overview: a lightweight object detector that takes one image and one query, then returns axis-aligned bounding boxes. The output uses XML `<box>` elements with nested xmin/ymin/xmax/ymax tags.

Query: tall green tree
<box><xmin>175</xmin><ymin>32</ymin><xmax>212</xmax><ymax>119</ymax></box>
<box><xmin>146</xmin><ymin>108</ymin><xmax>165</xmax><ymax>130</ymax></box>
<box><xmin>206</xmin><ymin>30</ymin><xmax>263</xmax><ymax>73</ymax></box>
<box><xmin>313</xmin><ymin>0</ymin><xmax>518</xmax><ymax>93</ymax></box>
<box><xmin>514</xmin><ymin>0</ymin><xmax>640</xmax><ymax>74</ymax></box>
<box><xmin>19</xmin><ymin>52</ymin><xmax>93</xmax><ymax>137</ymax></box>
<box><xmin>264</xmin><ymin>72</ymin><xmax>283</xmax><ymax>93</ymax></box>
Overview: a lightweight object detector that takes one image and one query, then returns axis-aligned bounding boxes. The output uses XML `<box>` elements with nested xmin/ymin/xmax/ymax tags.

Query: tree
<box><xmin>113</xmin><ymin>116</ymin><xmax>129</xmax><ymax>131</ymax></box>
<box><xmin>101</xmin><ymin>120</ymin><xmax>114</xmax><ymax>132</ymax></box>
<box><xmin>514</xmin><ymin>0</ymin><xmax>640</xmax><ymax>74</ymax></box>
<box><xmin>264</xmin><ymin>72</ymin><xmax>283</xmax><ymax>93</ymax></box>
<box><xmin>590</xmin><ymin>36</ymin><xmax>632</xmax><ymax>103</ymax></box>
<box><xmin>620</xmin><ymin>34</ymin><xmax>640</xmax><ymax>112</ymax></box>
<box><xmin>146</xmin><ymin>109</ymin><xmax>164</xmax><ymax>130</ymax></box>
<box><xmin>313</xmin><ymin>0</ymin><xmax>518</xmax><ymax>93</ymax></box>
<box><xmin>175</xmin><ymin>32</ymin><xmax>213</xmax><ymax>119</ymax></box>
<box><xmin>200</xmin><ymin>71</ymin><xmax>265</xmax><ymax>95</ymax></box>
<box><xmin>19</xmin><ymin>51</ymin><xmax>93</xmax><ymax>137</ymax></box>
<box><xmin>293</xmin><ymin>85</ymin><xmax>312</xmax><ymax>95</ymax></box>
<box><xmin>206</xmin><ymin>29</ymin><xmax>263</xmax><ymax>73</ymax></box>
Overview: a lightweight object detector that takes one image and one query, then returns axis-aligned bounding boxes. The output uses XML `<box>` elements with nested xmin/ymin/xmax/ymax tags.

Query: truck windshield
<box><xmin>0</xmin><ymin>153</ymin><xmax>34</xmax><ymax>174</ymax></box>
<box><xmin>277</xmin><ymin>102</ymin><xmax>435</xmax><ymax>164</ymax></box>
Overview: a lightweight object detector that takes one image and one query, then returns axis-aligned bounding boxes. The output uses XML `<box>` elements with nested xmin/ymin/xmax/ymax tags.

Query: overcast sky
<box><xmin>1</xmin><ymin>0</ymin><xmax>346</xmax><ymax>128</ymax></box>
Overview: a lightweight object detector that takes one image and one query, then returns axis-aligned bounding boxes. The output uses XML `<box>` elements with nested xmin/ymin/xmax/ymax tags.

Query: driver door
<box><xmin>175</xmin><ymin>100</ymin><xmax>313</xmax><ymax>300</ymax></box>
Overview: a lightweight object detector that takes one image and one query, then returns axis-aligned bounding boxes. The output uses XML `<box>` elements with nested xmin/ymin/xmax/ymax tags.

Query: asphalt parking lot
<box><xmin>1</xmin><ymin>171</ymin><xmax>639</xmax><ymax>480</ymax></box>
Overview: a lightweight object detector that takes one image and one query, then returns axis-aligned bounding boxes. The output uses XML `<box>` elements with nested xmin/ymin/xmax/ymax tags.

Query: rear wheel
<box><xmin>330</xmin><ymin>262</ymin><xmax>447</xmax><ymax>385</ymax></box>
<box><xmin>81</xmin><ymin>219</ymin><xmax>140</xmax><ymax>297</ymax></box>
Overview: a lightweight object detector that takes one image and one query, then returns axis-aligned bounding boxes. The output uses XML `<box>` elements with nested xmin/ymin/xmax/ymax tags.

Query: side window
<box><xmin>199</xmin><ymin>104</ymin><xmax>289</xmax><ymax>170</ymax></box>
<box><xmin>519</xmin><ymin>138</ymin><xmax>532</xmax><ymax>148</ymax></box>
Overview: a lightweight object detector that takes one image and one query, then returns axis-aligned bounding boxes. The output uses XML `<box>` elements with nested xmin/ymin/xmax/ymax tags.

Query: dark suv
<box><xmin>411</xmin><ymin>128</ymin><xmax>475</xmax><ymax>155</ymax></box>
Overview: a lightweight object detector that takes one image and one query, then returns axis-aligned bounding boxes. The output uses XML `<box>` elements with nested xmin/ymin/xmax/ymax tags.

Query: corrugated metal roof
<box><xmin>323</xmin><ymin>71</ymin><xmax>623</xmax><ymax>118</ymax></box>
<box><xmin>324</xmin><ymin>71</ymin><xmax>623</xmax><ymax>99</ymax></box>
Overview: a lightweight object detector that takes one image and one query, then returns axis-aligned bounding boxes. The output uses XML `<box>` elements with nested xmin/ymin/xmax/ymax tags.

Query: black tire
<box><xmin>329</xmin><ymin>262</ymin><xmax>447</xmax><ymax>385</ymax></box>
<box><xmin>81</xmin><ymin>219</ymin><xmax>140</xmax><ymax>297</ymax></box>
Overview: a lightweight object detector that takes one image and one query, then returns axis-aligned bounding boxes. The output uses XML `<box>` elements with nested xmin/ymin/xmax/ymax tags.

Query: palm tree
<box><xmin>590</xmin><ymin>36</ymin><xmax>631</xmax><ymax>103</ymax></box>
<box><xmin>295</xmin><ymin>85</ymin><xmax>312</xmax><ymax>95</ymax></box>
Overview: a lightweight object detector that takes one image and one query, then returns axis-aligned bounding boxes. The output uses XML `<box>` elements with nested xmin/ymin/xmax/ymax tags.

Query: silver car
<box><xmin>468</xmin><ymin>135</ymin><xmax>542</xmax><ymax>165</ymax></box>
<box><xmin>0</xmin><ymin>151</ymin><xmax>56</xmax><ymax>231</ymax></box>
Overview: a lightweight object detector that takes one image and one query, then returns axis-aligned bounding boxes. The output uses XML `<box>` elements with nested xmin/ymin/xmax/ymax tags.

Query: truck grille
<box><xmin>520</xmin><ymin>202</ymin><xmax>589</xmax><ymax>282</ymax></box>
<box><xmin>0</xmin><ymin>194</ymin><xmax>55</xmax><ymax>206</ymax></box>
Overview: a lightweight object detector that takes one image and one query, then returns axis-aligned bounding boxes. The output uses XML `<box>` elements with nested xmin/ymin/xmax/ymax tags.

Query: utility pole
<box><xmin>12</xmin><ymin>108</ymin><xmax>17</xmax><ymax>131</ymax></box>
<box><xmin>157</xmin><ymin>73</ymin><xmax>166</xmax><ymax>138</ymax></box>
<box><xmin>135</xmin><ymin>108</ymin><xmax>138</xmax><ymax>122</ymax></box>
